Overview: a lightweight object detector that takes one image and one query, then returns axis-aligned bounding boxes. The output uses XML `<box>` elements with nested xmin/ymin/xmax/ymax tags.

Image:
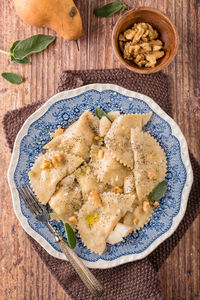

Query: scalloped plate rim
<box><xmin>8</xmin><ymin>83</ymin><xmax>193</xmax><ymax>269</ymax></box>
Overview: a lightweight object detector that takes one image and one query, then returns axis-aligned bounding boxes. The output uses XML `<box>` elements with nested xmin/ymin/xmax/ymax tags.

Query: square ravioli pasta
<box><xmin>131</xmin><ymin>127</ymin><xmax>167</xmax><ymax>201</ymax></box>
<box><xmin>29</xmin><ymin>151</ymin><xmax>83</xmax><ymax>204</ymax></box>
<box><xmin>49</xmin><ymin>175</ymin><xmax>83</xmax><ymax>227</ymax></box>
<box><xmin>104</xmin><ymin>113</ymin><xmax>152</xmax><ymax>168</ymax></box>
<box><xmin>43</xmin><ymin>110</ymin><xmax>99</xmax><ymax>160</ymax></box>
<box><xmin>90</xmin><ymin>145</ymin><xmax>131</xmax><ymax>187</ymax></box>
<box><xmin>77</xmin><ymin>192</ymin><xmax>136</xmax><ymax>255</ymax></box>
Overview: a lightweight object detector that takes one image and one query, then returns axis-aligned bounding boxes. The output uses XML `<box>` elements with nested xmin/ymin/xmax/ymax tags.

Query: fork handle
<box><xmin>58</xmin><ymin>239</ymin><xmax>104</xmax><ymax>297</ymax></box>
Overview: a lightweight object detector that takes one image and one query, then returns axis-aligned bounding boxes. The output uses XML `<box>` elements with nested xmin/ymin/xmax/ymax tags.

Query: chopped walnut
<box><xmin>137</xmin><ymin>60</ymin><xmax>148</xmax><ymax>67</ymax></box>
<box><xmin>143</xmin><ymin>29</ymin><xmax>150</xmax><ymax>38</ymax></box>
<box><xmin>153</xmin><ymin>201</ymin><xmax>159</xmax><ymax>208</ymax></box>
<box><xmin>124</xmin><ymin>28</ymin><xmax>137</xmax><ymax>40</ymax></box>
<box><xmin>132</xmin><ymin>27</ymin><xmax>144</xmax><ymax>44</ymax></box>
<box><xmin>154</xmin><ymin>50</ymin><xmax>165</xmax><ymax>59</ymax></box>
<box><xmin>123</xmin><ymin>42</ymin><xmax>134</xmax><ymax>60</ymax></box>
<box><xmin>145</xmin><ymin>53</ymin><xmax>157</xmax><ymax>67</ymax></box>
<box><xmin>114</xmin><ymin>186</ymin><xmax>123</xmax><ymax>194</ymax></box>
<box><xmin>149</xmin><ymin>29</ymin><xmax>158</xmax><ymax>40</ymax></box>
<box><xmin>147</xmin><ymin>171</ymin><xmax>157</xmax><ymax>180</ymax></box>
<box><xmin>40</xmin><ymin>159</ymin><xmax>52</xmax><ymax>169</ymax></box>
<box><xmin>94</xmin><ymin>135</ymin><xmax>101</xmax><ymax>141</ymax></box>
<box><xmin>133</xmin><ymin>218</ymin><xmax>139</xmax><ymax>225</ymax></box>
<box><xmin>131</xmin><ymin>45</ymin><xmax>141</xmax><ymax>55</ymax></box>
<box><xmin>134</xmin><ymin>54</ymin><xmax>145</xmax><ymax>63</ymax></box>
<box><xmin>139</xmin><ymin>42</ymin><xmax>152</xmax><ymax>53</ymax></box>
<box><xmin>140</xmin><ymin>22</ymin><xmax>148</xmax><ymax>30</ymax></box>
<box><xmin>98</xmin><ymin>149</ymin><xmax>104</xmax><ymax>159</ymax></box>
<box><xmin>119</xmin><ymin>33</ymin><xmax>127</xmax><ymax>41</ymax></box>
<box><xmin>119</xmin><ymin>22</ymin><xmax>165</xmax><ymax>68</ymax></box>
<box><xmin>91</xmin><ymin>190</ymin><xmax>102</xmax><ymax>206</ymax></box>
<box><xmin>68</xmin><ymin>216</ymin><xmax>78</xmax><ymax>225</ymax></box>
<box><xmin>142</xmin><ymin>37</ymin><xmax>148</xmax><ymax>42</ymax></box>
<box><xmin>149</xmin><ymin>39</ymin><xmax>163</xmax><ymax>46</ymax></box>
<box><xmin>153</xmin><ymin>45</ymin><xmax>162</xmax><ymax>51</ymax></box>
<box><xmin>52</xmin><ymin>153</ymin><xmax>63</xmax><ymax>165</ymax></box>
<box><xmin>143</xmin><ymin>200</ymin><xmax>150</xmax><ymax>212</ymax></box>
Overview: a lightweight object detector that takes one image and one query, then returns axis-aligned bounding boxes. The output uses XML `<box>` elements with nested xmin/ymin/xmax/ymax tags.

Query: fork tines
<box><xmin>17</xmin><ymin>184</ymin><xmax>43</xmax><ymax>216</ymax></box>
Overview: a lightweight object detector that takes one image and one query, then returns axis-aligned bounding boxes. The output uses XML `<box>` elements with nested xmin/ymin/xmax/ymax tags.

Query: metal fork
<box><xmin>17</xmin><ymin>184</ymin><xmax>104</xmax><ymax>297</ymax></box>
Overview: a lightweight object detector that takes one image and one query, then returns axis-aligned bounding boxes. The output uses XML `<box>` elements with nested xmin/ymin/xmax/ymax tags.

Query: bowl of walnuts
<box><xmin>112</xmin><ymin>7</ymin><xmax>179</xmax><ymax>74</ymax></box>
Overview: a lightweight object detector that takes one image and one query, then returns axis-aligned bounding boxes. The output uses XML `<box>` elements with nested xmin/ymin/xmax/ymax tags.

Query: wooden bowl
<box><xmin>112</xmin><ymin>7</ymin><xmax>179</xmax><ymax>74</ymax></box>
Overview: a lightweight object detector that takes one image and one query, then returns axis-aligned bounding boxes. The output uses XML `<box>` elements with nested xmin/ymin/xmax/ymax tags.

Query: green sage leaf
<box><xmin>64</xmin><ymin>223</ymin><xmax>77</xmax><ymax>249</ymax></box>
<box><xmin>11</xmin><ymin>56</ymin><xmax>30</xmax><ymax>64</ymax></box>
<box><xmin>150</xmin><ymin>180</ymin><xmax>168</xmax><ymax>202</ymax></box>
<box><xmin>10</xmin><ymin>41</ymin><xmax>30</xmax><ymax>64</ymax></box>
<box><xmin>13</xmin><ymin>34</ymin><xmax>56</xmax><ymax>60</ymax></box>
<box><xmin>49</xmin><ymin>212</ymin><xmax>77</xmax><ymax>248</ymax></box>
<box><xmin>95</xmin><ymin>107</ymin><xmax>112</xmax><ymax>122</ymax></box>
<box><xmin>10</xmin><ymin>40</ymin><xmax>20</xmax><ymax>55</ymax></box>
<box><xmin>94</xmin><ymin>0</ymin><xmax>128</xmax><ymax>17</ymax></box>
<box><xmin>1</xmin><ymin>72</ymin><xmax>23</xmax><ymax>84</ymax></box>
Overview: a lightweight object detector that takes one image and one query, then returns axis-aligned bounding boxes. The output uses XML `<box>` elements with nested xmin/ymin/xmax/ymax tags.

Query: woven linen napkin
<box><xmin>3</xmin><ymin>69</ymin><xmax>199</xmax><ymax>300</ymax></box>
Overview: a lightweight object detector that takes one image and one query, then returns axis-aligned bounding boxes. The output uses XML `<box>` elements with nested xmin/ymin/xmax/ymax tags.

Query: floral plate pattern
<box><xmin>8</xmin><ymin>84</ymin><xmax>193</xmax><ymax>269</ymax></box>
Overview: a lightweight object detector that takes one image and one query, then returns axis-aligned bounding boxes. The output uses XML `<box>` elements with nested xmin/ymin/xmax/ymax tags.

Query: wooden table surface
<box><xmin>0</xmin><ymin>0</ymin><xmax>199</xmax><ymax>299</ymax></box>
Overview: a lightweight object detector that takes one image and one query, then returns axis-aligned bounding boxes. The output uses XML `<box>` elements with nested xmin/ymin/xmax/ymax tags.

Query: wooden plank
<box><xmin>0</xmin><ymin>0</ymin><xmax>199</xmax><ymax>299</ymax></box>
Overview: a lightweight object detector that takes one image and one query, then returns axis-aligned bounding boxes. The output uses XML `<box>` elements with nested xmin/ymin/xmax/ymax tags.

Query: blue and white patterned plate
<box><xmin>8</xmin><ymin>84</ymin><xmax>193</xmax><ymax>269</ymax></box>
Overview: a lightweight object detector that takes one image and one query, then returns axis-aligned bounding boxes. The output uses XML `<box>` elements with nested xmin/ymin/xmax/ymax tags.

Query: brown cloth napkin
<box><xmin>3</xmin><ymin>69</ymin><xmax>200</xmax><ymax>300</ymax></box>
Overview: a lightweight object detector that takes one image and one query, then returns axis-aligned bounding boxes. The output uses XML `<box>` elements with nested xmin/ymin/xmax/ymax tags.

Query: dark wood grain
<box><xmin>0</xmin><ymin>1</ymin><xmax>199</xmax><ymax>299</ymax></box>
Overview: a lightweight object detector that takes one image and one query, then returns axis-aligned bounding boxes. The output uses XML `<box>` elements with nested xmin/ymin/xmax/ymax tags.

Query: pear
<box><xmin>14</xmin><ymin>0</ymin><xmax>82</xmax><ymax>41</ymax></box>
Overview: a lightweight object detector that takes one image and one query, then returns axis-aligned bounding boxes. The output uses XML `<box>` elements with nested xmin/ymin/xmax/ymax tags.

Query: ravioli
<box><xmin>90</xmin><ymin>145</ymin><xmax>131</xmax><ymax>187</ymax></box>
<box><xmin>99</xmin><ymin>116</ymin><xmax>112</xmax><ymax>137</ymax></box>
<box><xmin>29</xmin><ymin>108</ymin><xmax>167</xmax><ymax>254</ymax></box>
<box><xmin>29</xmin><ymin>151</ymin><xmax>83</xmax><ymax>204</ymax></box>
<box><xmin>131</xmin><ymin>127</ymin><xmax>167</xmax><ymax>201</ymax></box>
<box><xmin>49</xmin><ymin>175</ymin><xmax>82</xmax><ymax>226</ymax></box>
<box><xmin>44</xmin><ymin>111</ymin><xmax>99</xmax><ymax>160</ymax></box>
<box><xmin>123</xmin><ymin>202</ymin><xmax>153</xmax><ymax>231</ymax></box>
<box><xmin>105</xmin><ymin>113</ymin><xmax>152</xmax><ymax>168</ymax></box>
<box><xmin>78</xmin><ymin>192</ymin><xmax>135</xmax><ymax>254</ymax></box>
<box><xmin>75</xmin><ymin>164</ymin><xmax>107</xmax><ymax>201</ymax></box>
